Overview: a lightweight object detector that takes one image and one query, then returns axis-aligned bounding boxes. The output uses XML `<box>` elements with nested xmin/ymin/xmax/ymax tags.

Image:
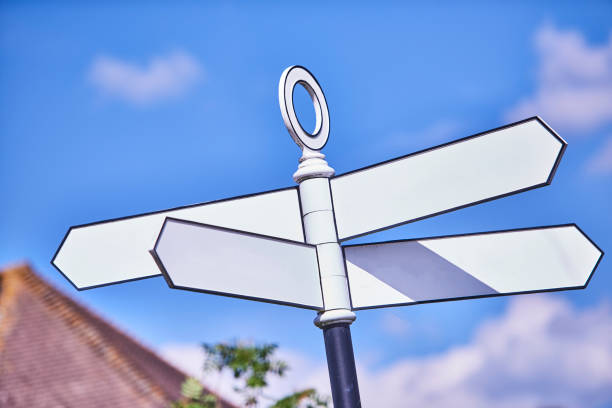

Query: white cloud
<box><xmin>506</xmin><ymin>25</ymin><xmax>612</xmax><ymax>133</ymax></box>
<box><xmin>586</xmin><ymin>136</ymin><xmax>612</xmax><ymax>175</ymax></box>
<box><xmin>89</xmin><ymin>52</ymin><xmax>202</xmax><ymax>105</ymax></box>
<box><xmin>356</xmin><ymin>295</ymin><xmax>612</xmax><ymax>408</ymax></box>
<box><xmin>160</xmin><ymin>295</ymin><xmax>612</xmax><ymax>408</ymax></box>
<box><xmin>380</xmin><ymin>311</ymin><xmax>410</xmax><ymax>336</ymax></box>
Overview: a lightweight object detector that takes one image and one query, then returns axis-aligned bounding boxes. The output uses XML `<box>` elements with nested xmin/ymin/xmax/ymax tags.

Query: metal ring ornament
<box><xmin>279</xmin><ymin>66</ymin><xmax>330</xmax><ymax>151</ymax></box>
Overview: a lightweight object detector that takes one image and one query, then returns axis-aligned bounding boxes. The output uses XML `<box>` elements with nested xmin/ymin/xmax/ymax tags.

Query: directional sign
<box><xmin>345</xmin><ymin>224</ymin><xmax>603</xmax><ymax>310</ymax></box>
<box><xmin>152</xmin><ymin>218</ymin><xmax>322</xmax><ymax>309</ymax></box>
<box><xmin>51</xmin><ymin>65</ymin><xmax>604</xmax><ymax>408</ymax></box>
<box><xmin>331</xmin><ymin>117</ymin><xmax>565</xmax><ymax>240</ymax></box>
<box><xmin>52</xmin><ymin>188</ymin><xmax>304</xmax><ymax>289</ymax></box>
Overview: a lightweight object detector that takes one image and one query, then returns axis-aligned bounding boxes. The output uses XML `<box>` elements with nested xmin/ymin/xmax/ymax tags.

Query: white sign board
<box><xmin>345</xmin><ymin>225</ymin><xmax>602</xmax><ymax>310</ymax></box>
<box><xmin>331</xmin><ymin>118</ymin><xmax>565</xmax><ymax>240</ymax></box>
<box><xmin>153</xmin><ymin>218</ymin><xmax>323</xmax><ymax>309</ymax></box>
<box><xmin>52</xmin><ymin>188</ymin><xmax>304</xmax><ymax>289</ymax></box>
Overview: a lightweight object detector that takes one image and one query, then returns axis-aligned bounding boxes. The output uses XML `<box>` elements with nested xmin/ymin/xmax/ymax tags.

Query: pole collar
<box><xmin>293</xmin><ymin>149</ymin><xmax>335</xmax><ymax>183</ymax></box>
<box><xmin>314</xmin><ymin>309</ymin><xmax>357</xmax><ymax>328</ymax></box>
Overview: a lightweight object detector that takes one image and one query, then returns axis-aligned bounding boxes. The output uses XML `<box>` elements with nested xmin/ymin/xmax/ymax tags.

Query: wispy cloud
<box><xmin>586</xmin><ymin>136</ymin><xmax>612</xmax><ymax>175</ymax></box>
<box><xmin>380</xmin><ymin>312</ymin><xmax>410</xmax><ymax>336</ymax></box>
<box><xmin>89</xmin><ymin>52</ymin><xmax>203</xmax><ymax>105</ymax></box>
<box><xmin>160</xmin><ymin>295</ymin><xmax>612</xmax><ymax>407</ymax></box>
<box><xmin>506</xmin><ymin>25</ymin><xmax>612</xmax><ymax>134</ymax></box>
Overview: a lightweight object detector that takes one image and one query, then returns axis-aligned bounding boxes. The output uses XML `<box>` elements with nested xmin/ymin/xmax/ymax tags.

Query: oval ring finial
<box><xmin>278</xmin><ymin>66</ymin><xmax>330</xmax><ymax>151</ymax></box>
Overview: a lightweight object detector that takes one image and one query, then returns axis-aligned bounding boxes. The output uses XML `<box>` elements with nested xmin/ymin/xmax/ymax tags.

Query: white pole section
<box><xmin>279</xmin><ymin>64</ymin><xmax>356</xmax><ymax>326</ymax></box>
<box><xmin>294</xmin><ymin>149</ymin><xmax>356</xmax><ymax>325</ymax></box>
<box><xmin>279</xmin><ymin>65</ymin><xmax>362</xmax><ymax>408</ymax></box>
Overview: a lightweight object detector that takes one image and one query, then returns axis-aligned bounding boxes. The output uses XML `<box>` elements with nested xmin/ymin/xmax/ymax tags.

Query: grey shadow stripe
<box><xmin>344</xmin><ymin>241</ymin><xmax>497</xmax><ymax>302</ymax></box>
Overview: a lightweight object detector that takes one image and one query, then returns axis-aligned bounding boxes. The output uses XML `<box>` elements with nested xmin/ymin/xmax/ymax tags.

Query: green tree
<box><xmin>171</xmin><ymin>341</ymin><xmax>328</xmax><ymax>408</ymax></box>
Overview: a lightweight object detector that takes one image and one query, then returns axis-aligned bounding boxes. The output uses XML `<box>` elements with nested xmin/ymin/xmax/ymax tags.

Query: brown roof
<box><xmin>0</xmin><ymin>263</ymin><xmax>235</xmax><ymax>408</ymax></box>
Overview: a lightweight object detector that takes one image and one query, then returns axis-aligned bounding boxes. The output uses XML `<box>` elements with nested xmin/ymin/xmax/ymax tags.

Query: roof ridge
<box><xmin>0</xmin><ymin>263</ymin><xmax>236</xmax><ymax>407</ymax></box>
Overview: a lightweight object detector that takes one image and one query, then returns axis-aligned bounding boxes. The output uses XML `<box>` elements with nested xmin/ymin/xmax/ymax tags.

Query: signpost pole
<box><xmin>283</xmin><ymin>66</ymin><xmax>362</xmax><ymax>407</ymax></box>
<box><xmin>321</xmin><ymin>323</ymin><xmax>361</xmax><ymax>407</ymax></box>
<box><xmin>293</xmin><ymin>149</ymin><xmax>362</xmax><ymax>408</ymax></box>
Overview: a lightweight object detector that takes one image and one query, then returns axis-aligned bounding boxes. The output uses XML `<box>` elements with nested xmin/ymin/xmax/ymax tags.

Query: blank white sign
<box><xmin>345</xmin><ymin>225</ymin><xmax>602</xmax><ymax>310</ymax></box>
<box><xmin>331</xmin><ymin>118</ymin><xmax>565</xmax><ymax>240</ymax></box>
<box><xmin>153</xmin><ymin>218</ymin><xmax>323</xmax><ymax>310</ymax></box>
<box><xmin>52</xmin><ymin>188</ymin><xmax>304</xmax><ymax>289</ymax></box>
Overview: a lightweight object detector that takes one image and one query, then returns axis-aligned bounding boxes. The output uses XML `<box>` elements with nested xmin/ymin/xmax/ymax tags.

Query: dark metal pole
<box><xmin>323</xmin><ymin>323</ymin><xmax>362</xmax><ymax>408</ymax></box>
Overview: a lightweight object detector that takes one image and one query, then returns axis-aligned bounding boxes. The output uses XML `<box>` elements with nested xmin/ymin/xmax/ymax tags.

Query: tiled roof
<box><xmin>0</xmin><ymin>263</ymin><xmax>236</xmax><ymax>408</ymax></box>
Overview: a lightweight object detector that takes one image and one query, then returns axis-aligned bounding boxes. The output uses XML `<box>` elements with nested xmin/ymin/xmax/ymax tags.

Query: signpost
<box><xmin>53</xmin><ymin>65</ymin><xmax>603</xmax><ymax>408</ymax></box>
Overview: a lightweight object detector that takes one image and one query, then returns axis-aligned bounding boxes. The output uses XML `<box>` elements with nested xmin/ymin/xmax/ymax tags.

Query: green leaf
<box><xmin>181</xmin><ymin>377</ymin><xmax>204</xmax><ymax>400</ymax></box>
<box><xmin>269</xmin><ymin>388</ymin><xmax>329</xmax><ymax>408</ymax></box>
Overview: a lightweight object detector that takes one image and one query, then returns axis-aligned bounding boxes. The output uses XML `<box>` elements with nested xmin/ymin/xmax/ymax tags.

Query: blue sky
<box><xmin>1</xmin><ymin>2</ymin><xmax>611</xmax><ymax>406</ymax></box>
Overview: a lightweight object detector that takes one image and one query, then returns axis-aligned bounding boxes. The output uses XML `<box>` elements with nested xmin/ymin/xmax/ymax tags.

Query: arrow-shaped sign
<box><xmin>331</xmin><ymin>117</ymin><xmax>565</xmax><ymax>240</ymax></box>
<box><xmin>344</xmin><ymin>224</ymin><xmax>602</xmax><ymax>310</ymax></box>
<box><xmin>152</xmin><ymin>218</ymin><xmax>323</xmax><ymax>310</ymax></box>
<box><xmin>52</xmin><ymin>188</ymin><xmax>304</xmax><ymax>289</ymax></box>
